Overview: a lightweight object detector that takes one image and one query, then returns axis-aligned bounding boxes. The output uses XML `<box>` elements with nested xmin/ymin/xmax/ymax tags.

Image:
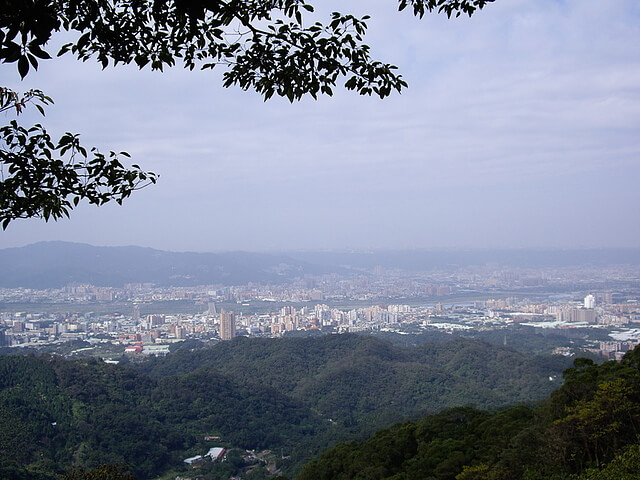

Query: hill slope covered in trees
<box><xmin>0</xmin><ymin>335</ymin><xmax>570</xmax><ymax>479</ymax></box>
<box><xmin>295</xmin><ymin>349</ymin><xmax>640</xmax><ymax>480</ymax></box>
<box><xmin>139</xmin><ymin>335</ymin><xmax>568</xmax><ymax>434</ymax></box>
<box><xmin>0</xmin><ymin>354</ymin><xmax>326</xmax><ymax>479</ymax></box>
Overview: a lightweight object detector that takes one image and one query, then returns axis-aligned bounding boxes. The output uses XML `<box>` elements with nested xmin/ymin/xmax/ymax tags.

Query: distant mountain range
<box><xmin>1</xmin><ymin>242</ymin><xmax>639</xmax><ymax>288</ymax></box>
<box><xmin>0</xmin><ymin>241</ymin><xmax>329</xmax><ymax>288</ymax></box>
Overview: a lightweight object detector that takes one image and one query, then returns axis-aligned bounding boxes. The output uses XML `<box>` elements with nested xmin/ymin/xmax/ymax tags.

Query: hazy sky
<box><xmin>2</xmin><ymin>0</ymin><xmax>639</xmax><ymax>252</ymax></box>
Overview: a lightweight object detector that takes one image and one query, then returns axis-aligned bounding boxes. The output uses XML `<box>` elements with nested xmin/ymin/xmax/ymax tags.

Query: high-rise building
<box><xmin>570</xmin><ymin>308</ymin><xmax>597</xmax><ymax>324</ymax></box>
<box><xmin>219</xmin><ymin>310</ymin><xmax>236</xmax><ymax>340</ymax></box>
<box><xmin>175</xmin><ymin>326</ymin><xmax>187</xmax><ymax>339</ymax></box>
<box><xmin>584</xmin><ymin>294</ymin><xmax>596</xmax><ymax>309</ymax></box>
<box><xmin>147</xmin><ymin>314</ymin><xmax>165</xmax><ymax>326</ymax></box>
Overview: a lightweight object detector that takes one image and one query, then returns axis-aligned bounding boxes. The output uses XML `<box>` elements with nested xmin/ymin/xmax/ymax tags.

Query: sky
<box><xmin>2</xmin><ymin>0</ymin><xmax>640</xmax><ymax>252</ymax></box>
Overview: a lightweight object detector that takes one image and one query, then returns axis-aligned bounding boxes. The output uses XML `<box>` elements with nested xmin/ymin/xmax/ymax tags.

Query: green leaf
<box><xmin>17</xmin><ymin>56</ymin><xmax>29</xmax><ymax>78</ymax></box>
<box><xmin>27</xmin><ymin>54</ymin><xmax>38</xmax><ymax>70</ymax></box>
<box><xmin>28</xmin><ymin>43</ymin><xmax>52</xmax><ymax>60</ymax></box>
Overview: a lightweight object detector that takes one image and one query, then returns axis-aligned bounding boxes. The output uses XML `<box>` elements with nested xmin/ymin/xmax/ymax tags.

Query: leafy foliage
<box><xmin>0</xmin><ymin>86</ymin><xmax>157</xmax><ymax>229</ymax></box>
<box><xmin>62</xmin><ymin>464</ymin><xmax>136</xmax><ymax>480</ymax></box>
<box><xmin>0</xmin><ymin>87</ymin><xmax>53</xmax><ymax>116</ymax></box>
<box><xmin>576</xmin><ymin>444</ymin><xmax>640</xmax><ymax>480</ymax></box>
<box><xmin>2</xmin><ymin>1</ymin><xmax>494</xmax><ymax>99</ymax></box>
<box><xmin>0</xmin><ymin>0</ymin><xmax>494</xmax><ymax>225</ymax></box>
<box><xmin>0</xmin><ymin>109</ymin><xmax>157</xmax><ymax>228</ymax></box>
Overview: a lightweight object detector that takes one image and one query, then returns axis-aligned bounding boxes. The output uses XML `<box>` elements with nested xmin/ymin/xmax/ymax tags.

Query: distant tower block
<box><xmin>132</xmin><ymin>304</ymin><xmax>141</xmax><ymax>320</ymax></box>
<box><xmin>208</xmin><ymin>302</ymin><xmax>217</xmax><ymax>315</ymax></box>
<box><xmin>219</xmin><ymin>310</ymin><xmax>236</xmax><ymax>340</ymax></box>
<box><xmin>584</xmin><ymin>294</ymin><xmax>596</xmax><ymax>309</ymax></box>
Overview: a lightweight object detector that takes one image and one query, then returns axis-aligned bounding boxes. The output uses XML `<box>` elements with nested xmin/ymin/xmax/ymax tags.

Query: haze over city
<box><xmin>2</xmin><ymin>0</ymin><xmax>639</xmax><ymax>252</ymax></box>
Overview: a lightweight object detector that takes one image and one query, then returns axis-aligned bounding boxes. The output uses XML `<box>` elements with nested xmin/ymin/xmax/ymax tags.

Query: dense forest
<box><xmin>0</xmin><ymin>353</ymin><xmax>324</xmax><ymax>479</ymax></box>
<box><xmin>0</xmin><ymin>335</ymin><xmax>569</xmax><ymax>479</ymax></box>
<box><xmin>139</xmin><ymin>335</ymin><xmax>569</xmax><ymax>433</ymax></box>
<box><xmin>296</xmin><ymin>349</ymin><xmax>640</xmax><ymax>480</ymax></box>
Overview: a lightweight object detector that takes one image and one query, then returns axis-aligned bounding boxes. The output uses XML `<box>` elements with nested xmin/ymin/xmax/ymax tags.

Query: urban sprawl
<box><xmin>2</xmin><ymin>264</ymin><xmax>639</xmax><ymax>361</ymax></box>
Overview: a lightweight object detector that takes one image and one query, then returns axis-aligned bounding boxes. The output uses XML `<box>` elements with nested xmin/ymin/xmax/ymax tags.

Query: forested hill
<box><xmin>296</xmin><ymin>349</ymin><xmax>640</xmax><ymax>480</ymax></box>
<box><xmin>0</xmin><ymin>335</ymin><xmax>570</xmax><ymax>479</ymax></box>
<box><xmin>139</xmin><ymin>335</ymin><xmax>569</xmax><ymax>432</ymax></box>
<box><xmin>0</xmin><ymin>354</ymin><xmax>328</xmax><ymax>480</ymax></box>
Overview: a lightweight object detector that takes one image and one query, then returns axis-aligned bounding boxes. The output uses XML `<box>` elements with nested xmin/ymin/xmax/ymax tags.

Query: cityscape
<box><xmin>3</xmin><ymin>260</ymin><xmax>639</xmax><ymax>361</ymax></box>
<box><xmin>2</xmin><ymin>0</ymin><xmax>640</xmax><ymax>478</ymax></box>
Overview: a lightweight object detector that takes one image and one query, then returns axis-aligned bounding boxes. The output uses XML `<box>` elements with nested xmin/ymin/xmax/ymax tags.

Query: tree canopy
<box><xmin>0</xmin><ymin>0</ymin><xmax>494</xmax><ymax>227</ymax></box>
<box><xmin>0</xmin><ymin>334</ymin><xmax>564</xmax><ymax>479</ymax></box>
<box><xmin>296</xmin><ymin>347</ymin><xmax>640</xmax><ymax>480</ymax></box>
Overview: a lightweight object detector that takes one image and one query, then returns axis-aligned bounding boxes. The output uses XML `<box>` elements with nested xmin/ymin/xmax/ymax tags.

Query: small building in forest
<box><xmin>183</xmin><ymin>455</ymin><xmax>203</xmax><ymax>465</ymax></box>
<box><xmin>207</xmin><ymin>447</ymin><xmax>226</xmax><ymax>461</ymax></box>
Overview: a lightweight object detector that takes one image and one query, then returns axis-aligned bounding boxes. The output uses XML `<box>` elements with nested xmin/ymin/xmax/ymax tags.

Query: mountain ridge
<box><xmin>2</xmin><ymin>241</ymin><xmax>640</xmax><ymax>289</ymax></box>
<box><xmin>0</xmin><ymin>241</ymin><xmax>331</xmax><ymax>288</ymax></box>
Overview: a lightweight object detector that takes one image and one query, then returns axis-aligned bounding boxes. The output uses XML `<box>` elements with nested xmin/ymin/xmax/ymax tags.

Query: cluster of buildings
<box><xmin>0</xmin><ymin>278</ymin><xmax>456</xmax><ymax>306</ymax></box>
<box><xmin>1</xmin><ymin>262</ymin><xmax>639</xmax><ymax>359</ymax></box>
<box><xmin>184</xmin><ymin>447</ymin><xmax>226</xmax><ymax>465</ymax></box>
<box><xmin>1</xmin><ymin>286</ymin><xmax>639</xmax><ymax>360</ymax></box>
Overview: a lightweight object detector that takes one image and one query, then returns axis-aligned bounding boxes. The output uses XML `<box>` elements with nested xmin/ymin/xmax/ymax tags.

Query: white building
<box><xmin>184</xmin><ymin>455</ymin><xmax>203</xmax><ymax>465</ymax></box>
<box><xmin>584</xmin><ymin>294</ymin><xmax>596</xmax><ymax>309</ymax></box>
<box><xmin>207</xmin><ymin>447</ymin><xmax>226</xmax><ymax>461</ymax></box>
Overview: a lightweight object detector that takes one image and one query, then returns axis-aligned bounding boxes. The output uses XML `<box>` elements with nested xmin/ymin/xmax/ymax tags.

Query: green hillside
<box><xmin>0</xmin><ymin>355</ymin><xmax>326</xmax><ymax>479</ymax></box>
<box><xmin>0</xmin><ymin>335</ymin><xmax>571</xmax><ymax>479</ymax></box>
<box><xmin>295</xmin><ymin>348</ymin><xmax>640</xmax><ymax>480</ymax></box>
<box><xmin>140</xmin><ymin>335</ymin><xmax>568</xmax><ymax>432</ymax></box>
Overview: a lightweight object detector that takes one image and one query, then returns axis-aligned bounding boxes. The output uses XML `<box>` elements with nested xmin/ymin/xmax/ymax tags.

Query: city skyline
<box><xmin>2</xmin><ymin>0</ymin><xmax>639</xmax><ymax>252</ymax></box>
<box><xmin>2</xmin><ymin>265</ymin><xmax>638</xmax><ymax>361</ymax></box>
